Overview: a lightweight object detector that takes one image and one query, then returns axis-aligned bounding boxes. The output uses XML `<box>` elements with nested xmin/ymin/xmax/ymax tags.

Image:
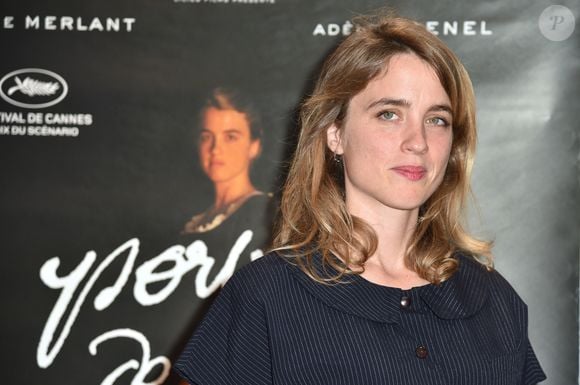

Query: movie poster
<box><xmin>0</xmin><ymin>0</ymin><xmax>577</xmax><ymax>384</ymax></box>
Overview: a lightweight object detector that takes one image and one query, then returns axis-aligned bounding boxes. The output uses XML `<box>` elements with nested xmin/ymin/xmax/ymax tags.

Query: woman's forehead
<box><xmin>348</xmin><ymin>54</ymin><xmax>450</xmax><ymax>112</ymax></box>
<box><xmin>202</xmin><ymin>107</ymin><xmax>251</xmax><ymax>134</ymax></box>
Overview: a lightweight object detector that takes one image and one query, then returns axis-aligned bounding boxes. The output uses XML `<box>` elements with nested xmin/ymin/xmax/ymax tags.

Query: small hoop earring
<box><xmin>333</xmin><ymin>153</ymin><xmax>342</xmax><ymax>163</ymax></box>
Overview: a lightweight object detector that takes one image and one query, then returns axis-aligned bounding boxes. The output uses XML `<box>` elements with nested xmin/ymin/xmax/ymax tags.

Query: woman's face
<box><xmin>199</xmin><ymin>107</ymin><xmax>260</xmax><ymax>184</ymax></box>
<box><xmin>327</xmin><ymin>53</ymin><xmax>453</xmax><ymax>217</ymax></box>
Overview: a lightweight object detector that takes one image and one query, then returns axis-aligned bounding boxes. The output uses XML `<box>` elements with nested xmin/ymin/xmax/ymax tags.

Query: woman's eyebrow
<box><xmin>428</xmin><ymin>104</ymin><xmax>452</xmax><ymax>114</ymax></box>
<box><xmin>224</xmin><ymin>129</ymin><xmax>242</xmax><ymax>134</ymax></box>
<box><xmin>366</xmin><ymin>98</ymin><xmax>452</xmax><ymax>114</ymax></box>
<box><xmin>366</xmin><ymin>98</ymin><xmax>411</xmax><ymax>110</ymax></box>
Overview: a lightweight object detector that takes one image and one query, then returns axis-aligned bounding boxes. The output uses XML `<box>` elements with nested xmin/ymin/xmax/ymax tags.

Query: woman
<box><xmin>180</xmin><ymin>87</ymin><xmax>274</xmax><ymax>284</ymax></box>
<box><xmin>182</xmin><ymin>87</ymin><xmax>267</xmax><ymax>234</ymax></box>
<box><xmin>175</xmin><ymin>14</ymin><xmax>546</xmax><ymax>384</ymax></box>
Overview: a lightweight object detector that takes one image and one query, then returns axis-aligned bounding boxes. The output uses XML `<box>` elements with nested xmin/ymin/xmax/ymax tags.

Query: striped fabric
<box><xmin>175</xmin><ymin>252</ymin><xmax>546</xmax><ymax>385</ymax></box>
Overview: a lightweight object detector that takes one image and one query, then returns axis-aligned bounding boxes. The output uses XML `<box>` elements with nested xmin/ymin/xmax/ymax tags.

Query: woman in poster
<box><xmin>175</xmin><ymin>14</ymin><xmax>546</xmax><ymax>384</ymax></box>
<box><xmin>180</xmin><ymin>87</ymin><xmax>274</xmax><ymax>282</ymax></box>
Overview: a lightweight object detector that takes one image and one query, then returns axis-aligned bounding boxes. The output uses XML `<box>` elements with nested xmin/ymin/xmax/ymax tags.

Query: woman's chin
<box><xmin>207</xmin><ymin>171</ymin><xmax>248</xmax><ymax>185</ymax></box>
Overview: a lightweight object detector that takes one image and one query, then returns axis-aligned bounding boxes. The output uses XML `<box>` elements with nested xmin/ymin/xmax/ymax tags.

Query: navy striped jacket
<box><xmin>175</xmin><ymin>252</ymin><xmax>546</xmax><ymax>384</ymax></box>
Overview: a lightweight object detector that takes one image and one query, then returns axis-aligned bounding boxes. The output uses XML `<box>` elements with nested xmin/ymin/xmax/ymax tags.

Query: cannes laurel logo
<box><xmin>0</xmin><ymin>68</ymin><xmax>68</xmax><ymax>109</ymax></box>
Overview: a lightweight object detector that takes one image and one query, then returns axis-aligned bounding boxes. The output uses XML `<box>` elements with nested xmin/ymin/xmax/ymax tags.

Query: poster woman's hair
<box><xmin>200</xmin><ymin>87</ymin><xmax>264</xmax><ymax>141</ymax></box>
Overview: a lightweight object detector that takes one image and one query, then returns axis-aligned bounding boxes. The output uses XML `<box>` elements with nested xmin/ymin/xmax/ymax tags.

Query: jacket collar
<box><xmin>286</xmin><ymin>252</ymin><xmax>489</xmax><ymax>323</ymax></box>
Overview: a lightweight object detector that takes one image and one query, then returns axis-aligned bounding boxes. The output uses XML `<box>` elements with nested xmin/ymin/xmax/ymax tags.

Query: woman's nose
<box><xmin>210</xmin><ymin>137</ymin><xmax>222</xmax><ymax>153</ymax></box>
<box><xmin>401</xmin><ymin>120</ymin><xmax>428</xmax><ymax>154</ymax></box>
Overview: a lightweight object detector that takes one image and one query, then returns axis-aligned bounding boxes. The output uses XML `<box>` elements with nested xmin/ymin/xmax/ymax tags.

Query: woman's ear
<box><xmin>326</xmin><ymin>124</ymin><xmax>344</xmax><ymax>155</ymax></box>
<box><xmin>249</xmin><ymin>138</ymin><xmax>261</xmax><ymax>161</ymax></box>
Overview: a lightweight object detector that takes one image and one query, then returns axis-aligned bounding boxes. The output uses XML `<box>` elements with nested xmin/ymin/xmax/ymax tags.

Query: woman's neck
<box><xmin>213</xmin><ymin>174</ymin><xmax>257</xmax><ymax>210</ymax></box>
<box><xmin>347</xmin><ymin>200</ymin><xmax>428</xmax><ymax>289</ymax></box>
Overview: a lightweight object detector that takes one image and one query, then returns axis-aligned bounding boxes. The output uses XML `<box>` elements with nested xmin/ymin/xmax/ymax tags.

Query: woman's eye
<box><xmin>226</xmin><ymin>133</ymin><xmax>239</xmax><ymax>141</ymax></box>
<box><xmin>379</xmin><ymin>111</ymin><xmax>397</xmax><ymax>120</ymax></box>
<box><xmin>426</xmin><ymin>117</ymin><xmax>449</xmax><ymax>126</ymax></box>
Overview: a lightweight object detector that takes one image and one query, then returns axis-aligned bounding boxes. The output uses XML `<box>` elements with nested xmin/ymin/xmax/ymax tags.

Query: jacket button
<box><xmin>400</xmin><ymin>295</ymin><xmax>411</xmax><ymax>309</ymax></box>
<box><xmin>415</xmin><ymin>345</ymin><xmax>428</xmax><ymax>359</ymax></box>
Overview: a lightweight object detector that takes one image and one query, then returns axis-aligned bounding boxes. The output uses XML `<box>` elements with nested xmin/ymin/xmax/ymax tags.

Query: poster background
<box><xmin>0</xmin><ymin>0</ymin><xmax>577</xmax><ymax>384</ymax></box>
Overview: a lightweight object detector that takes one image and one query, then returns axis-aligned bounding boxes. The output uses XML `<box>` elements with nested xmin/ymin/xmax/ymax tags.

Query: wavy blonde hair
<box><xmin>273</xmin><ymin>13</ymin><xmax>492</xmax><ymax>284</ymax></box>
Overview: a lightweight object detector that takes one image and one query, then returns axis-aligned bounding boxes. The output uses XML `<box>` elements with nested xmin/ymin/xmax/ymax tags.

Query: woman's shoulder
<box><xmin>459</xmin><ymin>253</ymin><xmax>525</xmax><ymax>297</ymax></box>
<box><xmin>455</xmin><ymin>253</ymin><xmax>529</xmax><ymax>318</ymax></box>
<box><xmin>236</xmin><ymin>251</ymin><xmax>290</xmax><ymax>276</ymax></box>
<box><xmin>223</xmin><ymin>251</ymin><xmax>294</xmax><ymax>296</ymax></box>
<box><xmin>181</xmin><ymin>191</ymin><xmax>275</xmax><ymax>235</ymax></box>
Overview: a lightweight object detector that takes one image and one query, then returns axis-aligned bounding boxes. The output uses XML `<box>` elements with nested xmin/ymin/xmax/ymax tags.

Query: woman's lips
<box><xmin>391</xmin><ymin>166</ymin><xmax>426</xmax><ymax>181</ymax></box>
